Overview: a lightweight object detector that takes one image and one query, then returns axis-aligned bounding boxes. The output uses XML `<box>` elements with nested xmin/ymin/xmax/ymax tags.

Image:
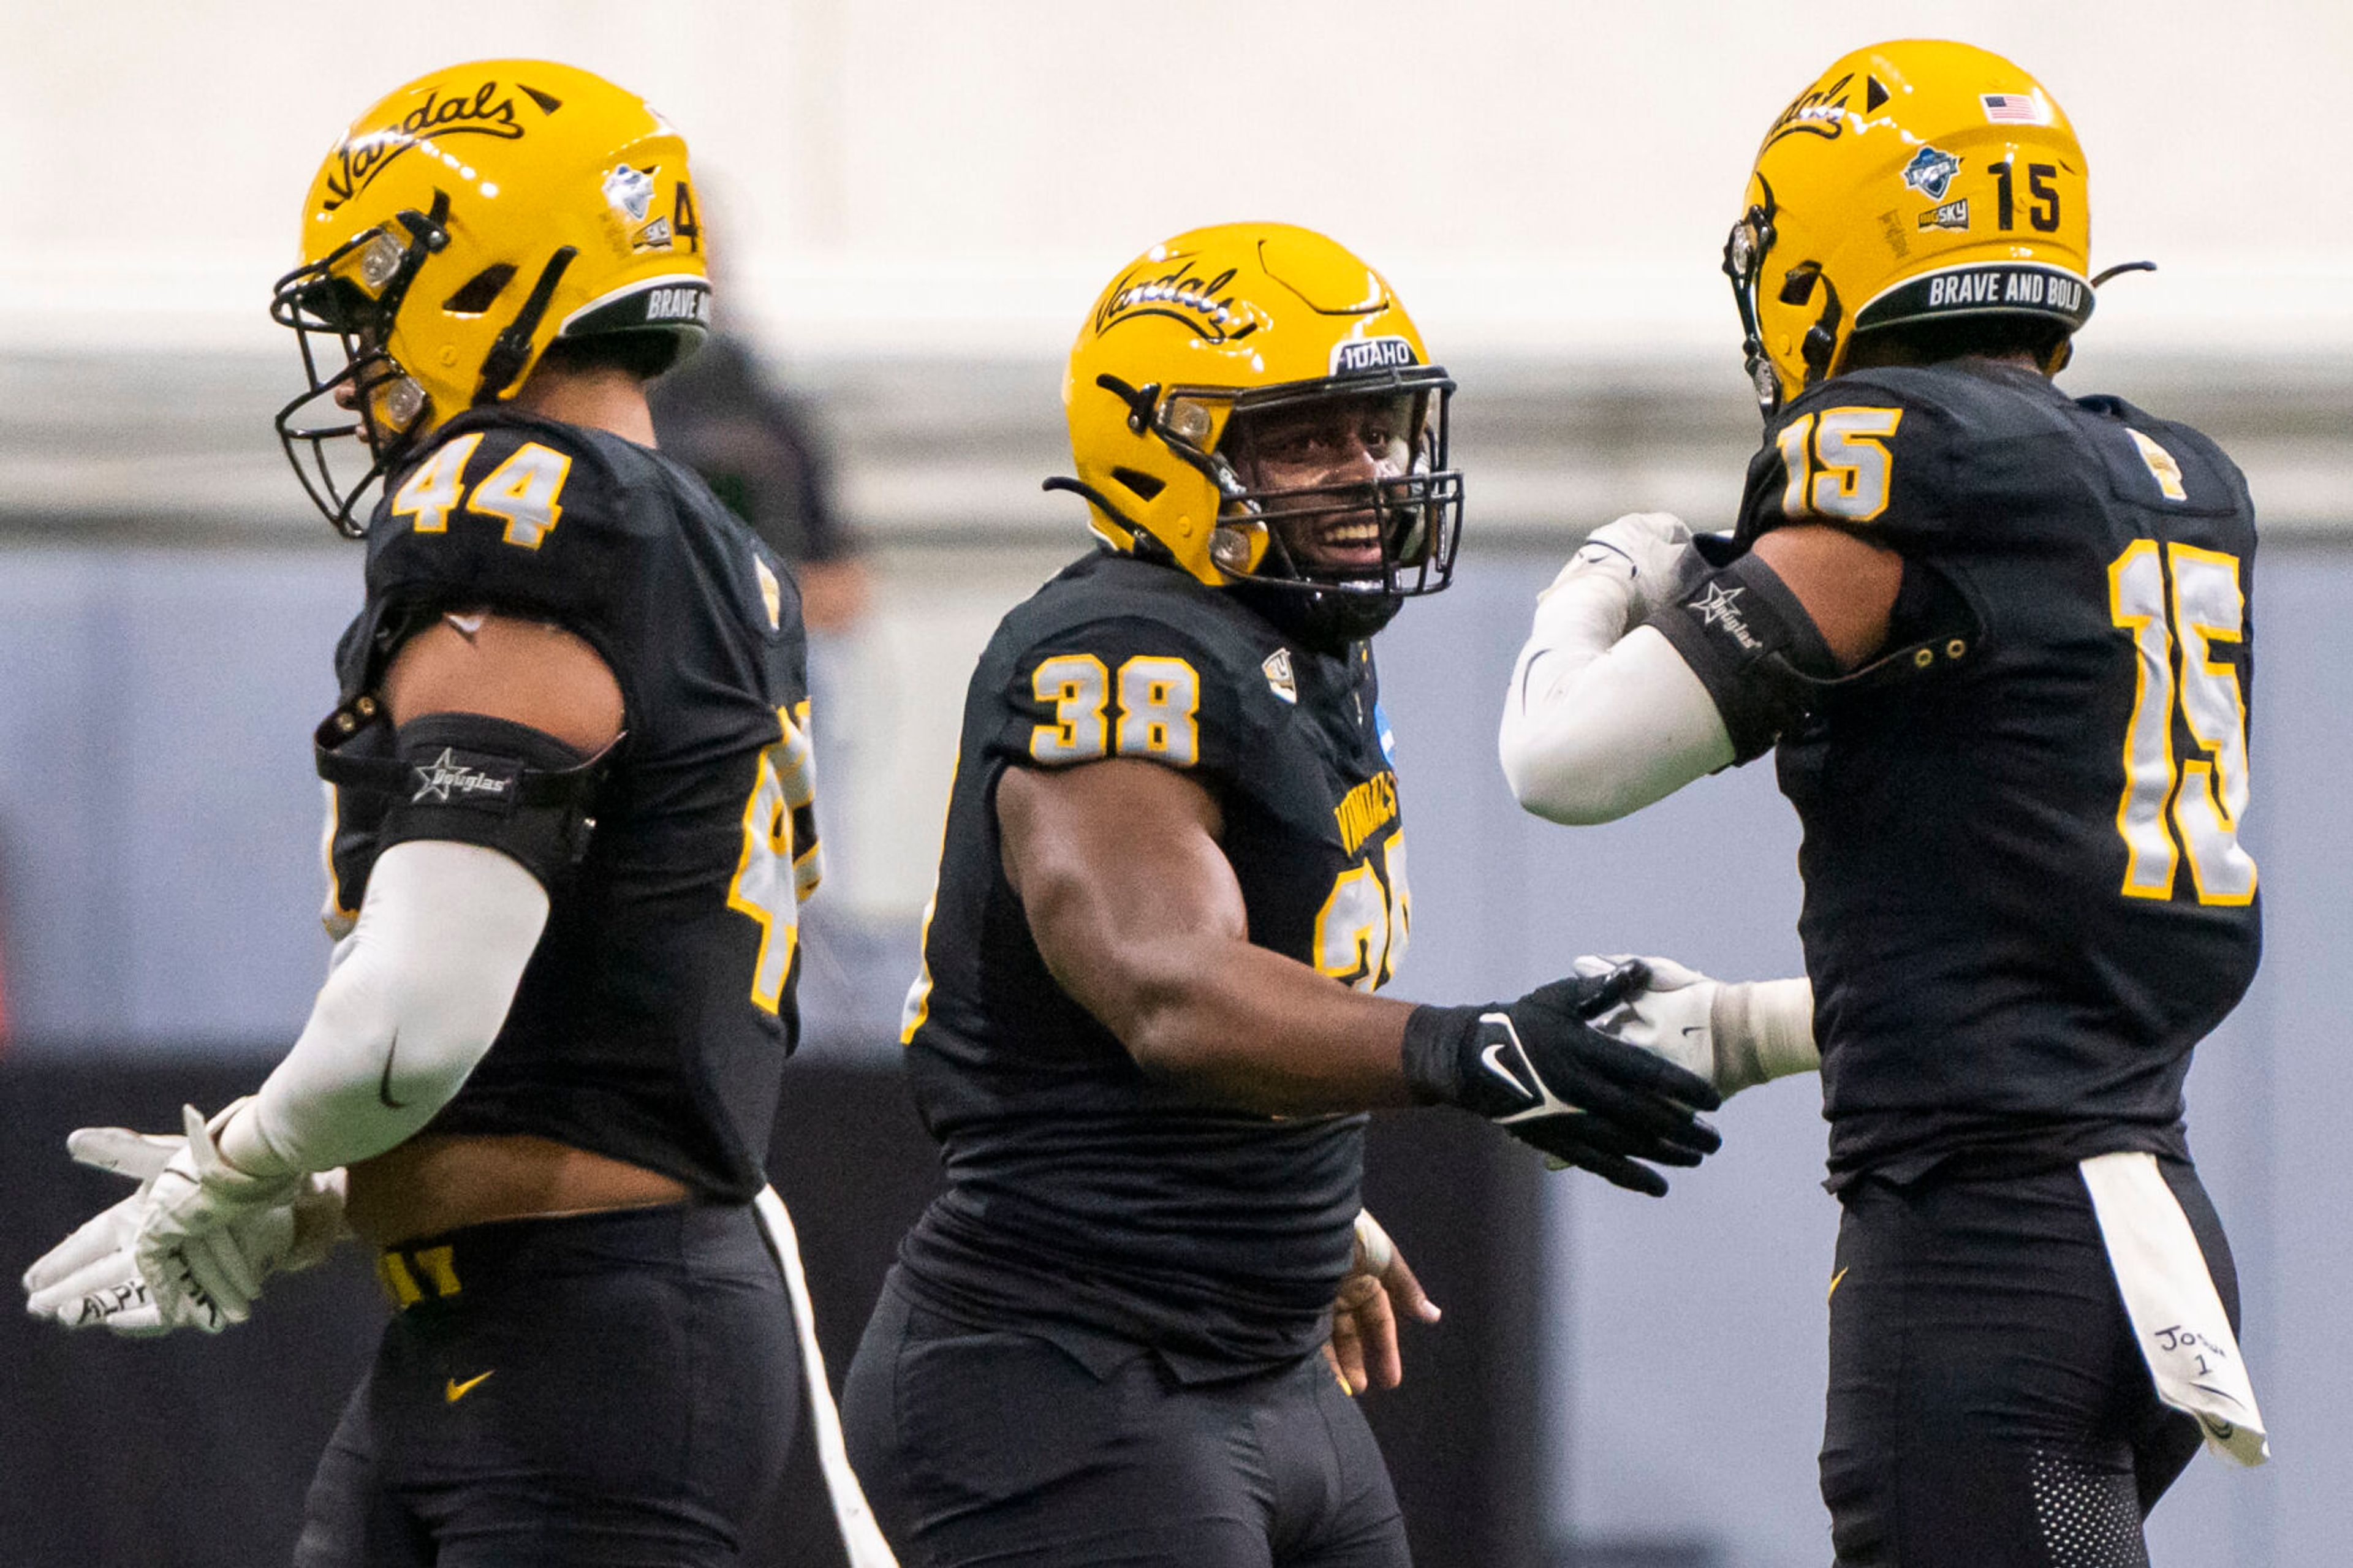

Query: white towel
<box><xmin>754</xmin><ymin>1185</ymin><xmax>903</xmax><ymax>1566</ymax></box>
<box><xmin>2078</xmin><ymin>1152</ymin><xmax>2269</xmax><ymax>1466</ymax></box>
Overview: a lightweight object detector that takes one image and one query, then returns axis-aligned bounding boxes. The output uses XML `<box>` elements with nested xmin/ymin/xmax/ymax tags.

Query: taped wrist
<box><xmin>316</xmin><ymin>704</ymin><xmax>604</xmax><ymax>888</ymax></box>
<box><xmin>1710</xmin><ymin>977</ymin><xmax>1819</xmax><ymax>1095</ymax></box>
<box><xmin>1401</xmin><ymin>1004</ymin><xmax>1480</xmax><ymax>1106</ymax></box>
<box><xmin>1648</xmin><ymin>551</ymin><xmax>1840</xmax><ymax>763</ymax></box>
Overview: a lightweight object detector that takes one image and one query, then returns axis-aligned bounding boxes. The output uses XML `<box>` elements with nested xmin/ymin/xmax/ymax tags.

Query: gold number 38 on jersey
<box><xmin>1316</xmin><ymin>836</ymin><xmax>1411</xmax><ymax>991</ymax></box>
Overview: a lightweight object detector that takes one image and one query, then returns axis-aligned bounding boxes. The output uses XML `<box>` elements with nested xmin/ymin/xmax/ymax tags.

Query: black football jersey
<box><xmin>894</xmin><ymin>551</ymin><xmax>1411</xmax><ymax>1375</ymax></box>
<box><xmin>322</xmin><ymin>406</ymin><xmax>820</xmax><ymax>1202</ymax></box>
<box><xmin>1734</xmin><ymin>360</ymin><xmax>2261</xmax><ymax>1185</ymax></box>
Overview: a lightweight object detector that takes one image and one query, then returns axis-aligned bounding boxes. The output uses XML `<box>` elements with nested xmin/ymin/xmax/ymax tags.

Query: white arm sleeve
<box><xmin>214</xmin><ymin>839</ymin><xmax>550</xmax><ymax>1176</ymax></box>
<box><xmin>1498</xmin><ymin>567</ymin><xmax>1736</xmax><ymax>826</ymax></box>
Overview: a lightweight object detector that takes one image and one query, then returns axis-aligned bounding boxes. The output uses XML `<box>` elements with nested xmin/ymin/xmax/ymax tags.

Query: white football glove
<box><xmin>131</xmin><ymin>1103</ymin><xmax>309</xmax><ymax>1331</ymax></box>
<box><xmin>1540</xmin><ymin>513</ymin><xmax>1699</xmax><ymax>629</ymax></box>
<box><xmin>23</xmin><ymin>1107</ymin><xmax>344</xmax><ymax>1335</ymax></box>
<box><xmin>1573</xmin><ymin>955</ymin><xmax>1819</xmax><ymax>1098</ymax></box>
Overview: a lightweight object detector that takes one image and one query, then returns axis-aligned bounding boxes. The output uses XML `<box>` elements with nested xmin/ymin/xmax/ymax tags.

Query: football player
<box><xmin>22</xmin><ymin>61</ymin><xmax>838</xmax><ymax>1565</ymax></box>
<box><xmin>1497</xmin><ymin>41</ymin><xmax>2267</xmax><ymax>1567</ymax></box>
<box><xmin>838</xmin><ymin>223</ymin><xmax>1726</xmax><ymax>1568</ymax></box>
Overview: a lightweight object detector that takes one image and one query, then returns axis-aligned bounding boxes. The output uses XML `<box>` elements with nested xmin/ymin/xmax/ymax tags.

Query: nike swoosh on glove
<box><xmin>1402</xmin><ymin>961</ymin><xmax>1722</xmax><ymax>1196</ymax></box>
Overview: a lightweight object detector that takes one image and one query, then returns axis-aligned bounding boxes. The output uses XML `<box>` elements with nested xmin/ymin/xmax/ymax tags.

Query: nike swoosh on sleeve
<box><xmin>379</xmin><ymin>1030</ymin><xmax>410</xmax><ymax>1110</ymax></box>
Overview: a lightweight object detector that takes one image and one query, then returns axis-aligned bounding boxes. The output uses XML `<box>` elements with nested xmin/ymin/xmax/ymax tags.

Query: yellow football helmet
<box><xmin>1726</xmin><ymin>40</ymin><xmax>2096</xmax><ymax>415</ymax></box>
<box><xmin>1050</xmin><ymin>222</ymin><xmax>1461</xmax><ymax>638</ymax></box>
<box><xmin>271</xmin><ymin>60</ymin><xmax>712</xmax><ymax>534</ymax></box>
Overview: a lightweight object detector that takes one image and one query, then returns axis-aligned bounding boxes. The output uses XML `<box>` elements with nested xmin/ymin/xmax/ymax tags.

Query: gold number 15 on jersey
<box><xmin>2109</xmin><ymin>542</ymin><xmax>2255</xmax><ymax>905</ymax></box>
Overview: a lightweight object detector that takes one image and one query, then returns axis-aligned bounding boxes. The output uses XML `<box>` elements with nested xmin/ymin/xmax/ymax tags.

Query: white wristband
<box><xmin>1709</xmin><ymin>977</ymin><xmax>1819</xmax><ymax>1096</ymax></box>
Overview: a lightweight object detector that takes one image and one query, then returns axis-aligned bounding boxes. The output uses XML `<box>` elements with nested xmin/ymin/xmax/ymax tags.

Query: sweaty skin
<box><xmin>1224</xmin><ymin>393</ymin><xmax>1414</xmax><ymax>574</ymax></box>
<box><xmin>996</xmin><ymin>758</ymin><xmax>1419</xmax><ymax>1115</ymax></box>
<box><xmin>1749</xmin><ymin>524</ymin><xmax>1903</xmax><ymax>670</ymax></box>
<box><xmin>1751</xmin><ymin>351</ymin><xmax>2058</xmax><ymax>670</ymax></box>
<box><xmin>341</xmin><ymin>365</ymin><xmax>682</xmax><ymax>1248</ymax></box>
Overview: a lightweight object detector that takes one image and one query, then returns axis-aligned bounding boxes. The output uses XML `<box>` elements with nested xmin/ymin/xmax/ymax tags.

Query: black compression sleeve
<box><xmin>1649</xmin><ymin>551</ymin><xmax>1841</xmax><ymax>763</ymax></box>
<box><xmin>375</xmin><ymin>713</ymin><xmax>602</xmax><ymax>887</ymax></box>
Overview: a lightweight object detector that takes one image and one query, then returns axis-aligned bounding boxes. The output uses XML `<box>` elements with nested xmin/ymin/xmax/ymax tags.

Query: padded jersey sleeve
<box><xmin>982</xmin><ymin>614</ymin><xmax>1273</xmax><ymax>795</ymax></box>
<box><xmin>1734</xmin><ymin>371</ymin><xmax>1965</xmax><ymax>555</ymax></box>
<box><xmin>361</xmin><ymin>415</ymin><xmax>649</xmax><ymax>682</ymax></box>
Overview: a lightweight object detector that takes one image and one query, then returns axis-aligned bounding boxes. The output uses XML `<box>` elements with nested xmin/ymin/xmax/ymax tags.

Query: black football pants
<box><xmin>1821</xmin><ymin>1158</ymin><xmax>2237</xmax><ymax>1567</ymax></box>
<box><xmin>842</xmin><ymin>1282</ymin><xmax>1411</xmax><ymax>1567</ymax></box>
<box><xmin>293</xmin><ymin>1202</ymin><xmax>800</xmax><ymax>1567</ymax></box>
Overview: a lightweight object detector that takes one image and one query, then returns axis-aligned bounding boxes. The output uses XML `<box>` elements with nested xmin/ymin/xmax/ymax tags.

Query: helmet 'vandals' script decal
<box><xmin>1762</xmin><ymin>73</ymin><xmax>1852</xmax><ymax>148</ymax></box>
<box><xmin>1096</xmin><ymin>257</ymin><xmax>1267</xmax><ymax>344</ymax></box>
<box><xmin>324</xmin><ymin>83</ymin><xmax>531</xmax><ymax>212</ymax></box>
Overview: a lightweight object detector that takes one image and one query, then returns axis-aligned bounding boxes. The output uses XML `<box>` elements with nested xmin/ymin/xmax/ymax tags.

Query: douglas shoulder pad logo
<box><xmin>411</xmin><ymin>749</ymin><xmax>517</xmax><ymax>806</ymax></box>
<box><xmin>1689</xmin><ymin>581</ymin><xmax>1763</xmax><ymax>653</ymax></box>
<box><xmin>1901</xmin><ymin>146</ymin><xmax>1964</xmax><ymax>202</ymax></box>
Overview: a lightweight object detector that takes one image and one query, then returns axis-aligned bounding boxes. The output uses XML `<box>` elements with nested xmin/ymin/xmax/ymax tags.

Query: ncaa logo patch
<box><xmin>1901</xmin><ymin>146</ymin><xmax>1963</xmax><ymax>202</ymax></box>
<box><xmin>1262</xmin><ymin>648</ymin><xmax>1298</xmax><ymax>704</ymax></box>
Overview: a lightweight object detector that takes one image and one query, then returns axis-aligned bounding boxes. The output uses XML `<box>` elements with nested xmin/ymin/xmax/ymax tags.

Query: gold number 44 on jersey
<box><xmin>390</xmin><ymin>436</ymin><xmax>574</xmax><ymax>548</ymax></box>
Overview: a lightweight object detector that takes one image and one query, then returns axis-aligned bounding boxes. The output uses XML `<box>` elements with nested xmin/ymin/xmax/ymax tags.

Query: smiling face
<box><xmin>1221</xmin><ymin>390</ymin><xmax>1421</xmax><ymax>576</ymax></box>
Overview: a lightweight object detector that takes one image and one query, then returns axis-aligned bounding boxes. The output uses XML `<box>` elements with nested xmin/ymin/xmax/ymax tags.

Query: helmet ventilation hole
<box><xmin>444</xmin><ymin>263</ymin><xmax>518</xmax><ymax>316</ymax></box>
<box><xmin>1111</xmin><ymin>467</ymin><xmax>1165</xmax><ymax>501</ymax></box>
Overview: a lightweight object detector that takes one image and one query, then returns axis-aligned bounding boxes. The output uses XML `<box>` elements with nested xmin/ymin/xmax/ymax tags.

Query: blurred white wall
<box><xmin>4</xmin><ymin>1</ymin><xmax>2348</xmax><ymax>359</ymax></box>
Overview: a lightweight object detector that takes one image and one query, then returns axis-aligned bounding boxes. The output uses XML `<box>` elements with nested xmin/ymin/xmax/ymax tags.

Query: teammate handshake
<box><xmin>24</xmin><ymin>30</ymin><xmax>2261</xmax><ymax>1568</ymax></box>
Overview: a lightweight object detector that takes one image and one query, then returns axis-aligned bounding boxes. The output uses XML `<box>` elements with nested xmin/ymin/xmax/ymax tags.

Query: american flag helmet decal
<box><xmin>1980</xmin><ymin>92</ymin><xmax>2052</xmax><ymax>125</ymax></box>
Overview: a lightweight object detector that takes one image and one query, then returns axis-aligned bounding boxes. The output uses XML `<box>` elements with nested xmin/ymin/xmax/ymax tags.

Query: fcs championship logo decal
<box><xmin>1901</xmin><ymin>146</ymin><xmax>1965</xmax><ymax>202</ymax></box>
<box><xmin>321</xmin><ymin>80</ymin><xmax>563</xmax><ymax>213</ymax></box>
<box><xmin>1095</xmin><ymin>253</ymin><xmax>1268</xmax><ymax>344</ymax></box>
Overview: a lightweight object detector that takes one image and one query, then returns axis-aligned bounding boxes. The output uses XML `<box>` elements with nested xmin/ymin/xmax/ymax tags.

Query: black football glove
<box><xmin>1402</xmin><ymin>961</ymin><xmax>1723</xmax><ymax>1196</ymax></box>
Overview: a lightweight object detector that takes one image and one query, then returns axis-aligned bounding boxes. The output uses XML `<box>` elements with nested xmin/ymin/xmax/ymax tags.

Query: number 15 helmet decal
<box><xmin>1726</xmin><ymin>40</ymin><xmax>2097</xmax><ymax>417</ymax></box>
<box><xmin>270</xmin><ymin>60</ymin><xmax>713</xmax><ymax>536</ymax></box>
<box><xmin>1051</xmin><ymin>223</ymin><xmax>1463</xmax><ymax>642</ymax></box>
